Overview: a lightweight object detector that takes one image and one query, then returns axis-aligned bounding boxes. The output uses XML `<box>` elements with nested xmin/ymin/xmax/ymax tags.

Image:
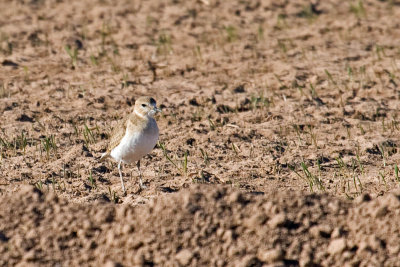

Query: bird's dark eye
<box><xmin>141</xmin><ymin>104</ymin><xmax>146</xmax><ymax>107</ymax></box>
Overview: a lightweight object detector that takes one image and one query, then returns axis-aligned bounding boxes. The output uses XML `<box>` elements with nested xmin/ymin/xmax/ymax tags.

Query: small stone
<box><xmin>122</xmin><ymin>224</ymin><xmax>134</xmax><ymax>234</ymax></box>
<box><xmin>328</xmin><ymin>238</ymin><xmax>347</xmax><ymax>255</ymax></box>
<box><xmin>309</xmin><ymin>226</ymin><xmax>320</xmax><ymax>238</ymax></box>
<box><xmin>228</xmin><ymin>191</ymin><xmax>245</xmax><ymax>204</ymax></box>
<box><xmin>244</xmin><ymin>214</ymin><xmax>267</xmax><ymax>229</ymax></box>
<box><xmin>222</xmin><ymin>230</ymin><xmax>233</xmax><ymax>243</ymax></box>
<box><xmin>328</xmin><ymin>201</ymin><xmax>340</xmax><ymax>213</ymax></box>
<box><xmin>268</xmin><ymin>213</ymin><xmax>286</xmax><ymax>228</ymax></box>
<box><xmin>257</xmin><ymin>248</ymin><xmax>284</xmax><ymax>263</ymax></box>
<box><xmin>104</xmin><ymin>260</ymin><xmax>123</xmax><ymax>267</ymax></box>
<box><xmin>22</xmin><ymin>249</ymin><xmax>36</xmax><ymax>261</ymax></box>
<box><xmin>310</xmin><ymin>225</ymin><xmax>332</xmax><ymax>238</ymax></box>
<box><xmin>386</xmin><ymin>193</ymin><xmax>400</xmax><ymax>209</ymax></box>
<box><xmin>355</xmin><ymin>193</ymin><xmax>371</xmax><ymax>204</ymax></box>
<box><xmin>15</xmin><ymin>261</ymin><xmax>36</xmax><ymax>267</ymax></box>
<box><xmin>331</xmin><ymin>227</ymin><xmax>342</xmax><ymax>238</ymax></box>
<box><xmin>373</xmin><ymin>206</ymin><xmax>388</xmax><ymax>218</ymax></box>
<box><xmin>237</xmin><ymin>255</ymin><xmax>261</xmax><ymax>267</ymax></box>
<box><xmin>357</xmin><ymin>241</ymin><xmax>369</xmax><ymax>253</ymax></box>
<box><xmin>216</xmin><ymin>228</ymin><xmax>224</xmax><ymax>237</ymax></box>
<box><xmin>82</xmin><ymin>219</ymin><xmax>91</xmax><ymax>230</ymax></box>
<box><xmin>299</xmin><ymin>244</ymin><xmax>312</xmax><ymax>267</ymax></box>
<box><xmin>368</xmin><ymin>235</ymin><xmax>384</xmax><ymax>250</ymax></box>
<box><xmin>176</xmin><ymin>249</ymin><xmax>193</xmax><ymax>266</ymax></box>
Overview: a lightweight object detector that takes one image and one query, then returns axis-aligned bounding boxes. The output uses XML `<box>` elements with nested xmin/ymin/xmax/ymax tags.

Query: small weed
<box><xmin>121</xmin><ymin>73</ymin><xmax>129</xmax><ymax>89</ymax></box>
<box><xmin>159</xmin><ymin>142</ymin><xmax>189</xmax><ymax>176</ymax></box>
<box><xmin>156</xmin><ymin>32</ymin><xmax>172</xmax><ymax>56</ymax></box>
<box><xmin>375</xmin><ymin>45</ymin><xmax>386</xmax><ymax>60</ymax></box>
<box><xmin>336</xmin><ymin>157</ymin><xmax>348</xmax><ymax>172</ymax></box>
<box><xmin>379</xmin><ymin>172</ymin><xmax>388</xmax><ymax>188</ymax></box>
<box><xmin>358</xmin><ymin>124</ymin><xmax>366</xmax><ymax>135</ymax></box>
<box><xmin>108</xmin><ymin>56</ymin><xmax>121</xmax><ymax>73</ymax></box>
<box><xmin>257</xmin><ymin>24</ymin><xmax>264</xmax><ymax>41</ymax></box>
<box><xmin>306</xmin><ymin>125</ymin><xmax>318</xmax><ymax>148</ymax></box>
<box><xmin>225</xmin><ymin>25</ymin><xmax>237</xmax><ymax>42</ymax></box>
<box><xmin>182</xmin><ymin>151</ymin><xmax>188</xmax><ymax>177</ymax></box>
<box><xmin>0</xmin><ymin>131</ymin><xmax>35</xmax><ymax>157</ymax></box>
<box><xmin>35</xmin><ymin>180</ymin><xmax>43</xmax><ymax>190</ymax></box>
<box><xmin>0</xmin><ymin>33</ymin><xmax>12</xmax><ymax>55</ymax></box>
<box><xmin>355</xmin><ymin>154</ymin><xmax>364</xmax><ymax>175</ymax></box>
<box><xmin>200</xmin><ymin>148</ymin><xmax>209</xmax><ymax>166</ymax></box>
<box><xmin>108</xmin><ymin>187</ymin><xmax>119</xmax><ymax>203</ymax></box>
<box><xmin>231</xmin><ymin>143</ymin><xmax>239</xmax><ymax>156</ymax></box>
<box><xmin>346</xmin><ymin>126</ymin><xmax>351</xmax><ymax>139</ymax></box>
<box><xmin>351</xmin><ymin>158</ymin><xmax>363</xmax><ymax>193</ymax></box>
<box><xmin>208</xmin><ymin>118</ymin><xmax>216</xmax><ymax>131</ymax></box>
<box><xmin>18</xmin><ymin>131</ymin><xmax>28</xmax><ymax>154</ymax></box>
<box><xmin>71</xmin><ymin>121</ymin><xmax>80</xmax><ymax>137</ymax></box>
<box><xmin>390</xmin><ymin>119</ymin><xmax>399</xmax><ymax>133</ymax></box>
<box><xmin>194</xmin><ymin>45</ymin><xmax>202</xmax><ymax>61</ymax></box>
<box><xmin>51</xmin><ymin>176</ymin><xmax>57</xmax><ymax>192</ymax></box>
<box><xmin>191</xmin><ymin>108</ymin><xmax>203</xmax><ymax>122</ymax></box>
<box><xmin>309</xmin><ymin>83</ymin><xmax>317</xmax><ymax>98</ymax></box>
<box><xmin>41</xmin><ymin>135</ymin><xmax>57</xmax><ymax>160</ymax></box>
<box><xmin>83</xmin><ymin>124</ymin><xmax>96</xmax><ymax>146</ymax></box>
<box><xmin>277</xmin><ymin>39</ymin><xmax>287</xmax><ymax>54</ymax></box>
<box><xmin>90</xmin><ymin>54</ymin><xmax>98</xmax><ymax>66</ymax></box>
<box><xmin>275</xmin><ymin>14</ymin><xmax>287</xmax><ymax>30</ymax></box>
<box><xmin>395</xmin><ymin>164</ymin><xmax>399</xmax><ymax>183</ymax></box>
<box><xmin>274</xmin><ymin>74</ymin><xmax>287</xmax><ymax>89</ymax></box>
<box><xmin>290</xmin><ymin>162</ymin><xmax>325</xmax><ymax>192</ymax></box>
<box><xmin>293</xmin><ymin>80</ymin><xmax>305</xmax><ymax>96</ymax></box>
<box><xmin>293</xmin><ymin>125</ymin><xmax>303</xmax><ymax>144</ymax></box>
<box><xmin>64</xmin><ymin>45</ymin><xmax>78</xmax><ymax>68</ymax></box>
<box><xmin>381</xmin><ymin>117</ymin><xmax>387</xmax><ymax>133</ymax></box>
<box><xmin>324</xmin><ymin>69</ymin><xmax>337</xmax><ymax>87</ymax></box>
<box><xmin>23</xmin><ymin>66</ymin><xmax>29</xmax><ymax>82</ymax></box>
<box><xmin>0</xmin><ymin>83</ymin><xmax>9</xmax><ymax>98</ymax></box>
<box><xmin>146</xmin><ymin>15</ymin><xmax>154</xmax><ymax>28</ymax></box>
<box><xmin>88</xmin><ymin>170</ymin><xmax>96</xmax><ymax>189</ymax></box>
<box><xmin>298</xmin><ymin>4</ymin><xmax>319</xmax><ymax>21</ymax></box>
<box><xmin>350</xmin><ymin>0</ymin><xmax>366</xmax><ymax>18</ymax></box>
<box><xmin>347</xmin><ymin>65</ymin><xmax>354</xmax><ymax>80</ymax></box>
<box><xmin>100</xmin><ymin>22</ymin><xmax>111</xmax><ymax>55</ymax></box>
<box><xmin>159</xmin><ymin>141</ymin><xmax>179</xmax><ymax>169</ymax></box>
<box><xmin>250</xmin><ymin>93</ymin><xmax>270</xmax><ymax>111</ymax></box>
<box><xmin>378</xmin><ymin>144</ymin><xmax>386</xmax><ymax>167</ymax></box>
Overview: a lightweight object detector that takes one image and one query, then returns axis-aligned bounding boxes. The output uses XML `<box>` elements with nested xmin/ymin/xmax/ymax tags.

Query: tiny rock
<box><xmin>258</xmin><ymin>248</ymin><xmax>283</xmax><ymax>263</ymax></box>
<box><xmin>268</xmin><ymin>213</ymin><xmax>286</xmax><ymax>228</ymax></box>
<box><xmin>328</xmin><ymin>238</ymin><xmax>347</xmax><ymax>255</ymax></box>
<box><xmin>176</xmin><ymin>249</ymin><xmax>193</xmax><ymax>266</ymax></box>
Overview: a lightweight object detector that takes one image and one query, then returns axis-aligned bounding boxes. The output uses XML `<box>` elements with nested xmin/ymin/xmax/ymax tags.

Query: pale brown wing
<box><xmin>106</xmin><ymin>116</ymin><xmax>129</xmax><ymax>153</ymax></box>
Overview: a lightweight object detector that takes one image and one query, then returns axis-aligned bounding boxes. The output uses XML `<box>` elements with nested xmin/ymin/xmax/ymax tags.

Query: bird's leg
<box><xmin>137</xmin><ymin>160</ymin><xmax>147</xmax><ymax>189</ymax></box>
<box><xmin>118</xmin><ymin>160</ymin><xmax>126</xmax><ymax>194</ymax></box>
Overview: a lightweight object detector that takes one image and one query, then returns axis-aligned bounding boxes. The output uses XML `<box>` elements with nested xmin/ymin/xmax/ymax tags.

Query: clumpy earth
<box><xmin>1</xmin><ymin>185</ymin><xmax>400</xmax><ymax>266</ymax></box>
<box><xmin>1</xmin><ymin>0</ymin><xmax>400</xmax><ymax>265</ymax></box>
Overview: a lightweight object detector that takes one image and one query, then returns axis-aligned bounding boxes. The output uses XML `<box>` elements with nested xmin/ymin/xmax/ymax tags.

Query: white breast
<box><xmin>110</xmin><ymin>118</ymin><xmax>159</xmax><ymax>164</ymax></box>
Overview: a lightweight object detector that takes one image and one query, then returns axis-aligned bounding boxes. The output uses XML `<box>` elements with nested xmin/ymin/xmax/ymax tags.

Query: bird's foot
<box><xmin>139</xmin><ymin>179</ymin><xmax>148</xmax><ymax>189</ymax></box>
<box><xmin>140</xmin><ymin>183</ymin><xmax>148</xmax><ymax>189</ymax></box>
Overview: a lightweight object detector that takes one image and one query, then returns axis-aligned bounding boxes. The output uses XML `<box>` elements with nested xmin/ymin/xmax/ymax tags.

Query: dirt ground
<box><xmin>1</xmin><ymin>0</ymin><xmax>400</xmax><ymax>265</ymax></box>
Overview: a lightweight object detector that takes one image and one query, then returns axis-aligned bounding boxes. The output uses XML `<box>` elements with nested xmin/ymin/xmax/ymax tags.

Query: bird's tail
<box><xmin>99</xmin><ymin>152</ymin><xmax>110</xmax><ymax>162</ymax></box>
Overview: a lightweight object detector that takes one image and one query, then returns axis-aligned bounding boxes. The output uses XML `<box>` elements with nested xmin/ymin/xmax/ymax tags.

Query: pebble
<box><xmin>176</xmin><ymin>249</ymin><xmax>193</xmax><ymax>266</ymax></box>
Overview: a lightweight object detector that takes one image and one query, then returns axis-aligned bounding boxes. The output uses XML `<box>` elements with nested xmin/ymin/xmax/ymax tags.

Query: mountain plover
<box><xmin>100</xmin><ymin>96</ymin><xmax>161</xmax><ymax>193</ymax></box>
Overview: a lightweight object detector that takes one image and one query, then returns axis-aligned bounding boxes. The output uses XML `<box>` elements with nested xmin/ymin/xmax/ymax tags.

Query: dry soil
<box><xmin>1</xmin><ymin>0</ymin><xmax>400</xmax><ymax>266</ymax></box>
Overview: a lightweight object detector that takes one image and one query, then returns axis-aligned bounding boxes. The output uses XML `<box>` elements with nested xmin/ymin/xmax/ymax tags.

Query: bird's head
<box><xmin>134</xmin><ymin>96</ymin><xmax>161</xmax><ymax>118</ymax></box>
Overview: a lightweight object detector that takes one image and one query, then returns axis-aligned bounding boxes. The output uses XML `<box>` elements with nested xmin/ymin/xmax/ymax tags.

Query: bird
<box><xmin>100</xmin><ymin>96</ymin><xmax>161</xmax><ymax>194</ymax></box>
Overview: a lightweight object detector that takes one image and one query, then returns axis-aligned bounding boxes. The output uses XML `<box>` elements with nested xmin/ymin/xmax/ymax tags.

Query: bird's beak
<box><xmin>154</xmin><ymin>107</ymin><xmax>162</xmax><ymax>113</ymax></box>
